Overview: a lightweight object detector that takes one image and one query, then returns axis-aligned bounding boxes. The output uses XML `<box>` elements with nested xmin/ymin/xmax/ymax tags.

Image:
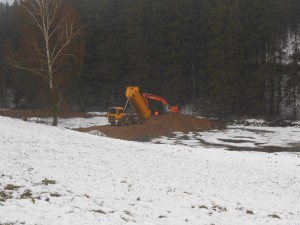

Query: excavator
<box><xmin>142</xmin><ymin>93</ymin><xmax>179</xmax><ymax>114</ymax></box>
<box><xmin>107</xmin><ymin>86</ymin><xmax>178</xmax><ymax>126</ymax></box>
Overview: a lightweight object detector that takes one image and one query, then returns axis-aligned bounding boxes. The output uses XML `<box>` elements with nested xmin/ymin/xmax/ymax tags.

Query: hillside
<box><xmin>0</xmin><ymin>109</ymin><xmax>216</xmax><ymax>140</ymax></box>
<box><xmin>0</xmin><ymin>116</ymin><xmax>300</xmax><ymax>225</ymax></box>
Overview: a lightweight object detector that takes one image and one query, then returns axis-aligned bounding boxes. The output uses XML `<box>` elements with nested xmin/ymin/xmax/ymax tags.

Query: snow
<box><xmin>27</xmin><ymin>116</ymin><xmax>108</xmax><ymax>129</ymax></box>
<box><xmin>0</xmin><ymin>116</ymin><xmax>300</xmax><ymax>225</ymax></box>
<box><xmin>152</xmin><ymin>126</ymin><xmax>300</xmax><ymax>152</ymax></box>
<box><xmin>0</xmin><ymin>0</ymin><xmax>14</xmax><ymax>5</ymax></box>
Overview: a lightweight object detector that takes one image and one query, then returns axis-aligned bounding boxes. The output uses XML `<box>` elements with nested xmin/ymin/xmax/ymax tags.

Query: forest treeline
<box><xmin>0</xmin><ymin>0</ymin><xmax>300</xmax><ymax>118</ymax></box>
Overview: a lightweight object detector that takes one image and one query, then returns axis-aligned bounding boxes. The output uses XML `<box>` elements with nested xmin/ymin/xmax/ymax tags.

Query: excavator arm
<box><xmin>142</xmin><ymin>93</ymin><xmax>179</xmax><ymax>114</ymax></box>
<box><xmin>142</xmin><ymin>93</ymin><xmax>168</xmax><ymax>106</ymax></box>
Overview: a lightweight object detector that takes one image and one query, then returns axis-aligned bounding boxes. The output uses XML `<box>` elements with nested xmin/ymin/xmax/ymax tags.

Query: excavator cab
<box><xmin>107</xmin><ymin>107</ymin><xmax>125</xmax><ymax>125</ymax></box>
<box><xmin>169</xmin><ymin>105</ymin><xmax>179</xmax><ymax>113</ymax></box>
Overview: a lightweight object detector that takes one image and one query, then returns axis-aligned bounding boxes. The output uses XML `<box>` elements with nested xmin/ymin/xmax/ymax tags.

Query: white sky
<box><xmin>0</xmin><ymin>0</ymin><xmax>14</xmax><ymax>5</ymax></box>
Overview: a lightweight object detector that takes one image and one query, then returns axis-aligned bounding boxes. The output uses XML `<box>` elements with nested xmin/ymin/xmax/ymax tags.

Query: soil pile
<box><xmin>77</xmin><ymin>113</ymin><xmax>214</xmax><ymax>141</ymax></box>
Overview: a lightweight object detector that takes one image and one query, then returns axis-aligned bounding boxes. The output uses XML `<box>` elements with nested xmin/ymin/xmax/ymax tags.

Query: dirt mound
<box><xmin>77</xmin><ymin>113</ymin><xmax>215</xmax><ymax>141</ymax></box>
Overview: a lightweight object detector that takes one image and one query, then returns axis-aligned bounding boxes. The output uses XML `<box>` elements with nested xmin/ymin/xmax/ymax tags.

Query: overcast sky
<box><xmin>0</xmin><ymin>0</ymin><xmax>14</xmax><ymax>5</ymax></box>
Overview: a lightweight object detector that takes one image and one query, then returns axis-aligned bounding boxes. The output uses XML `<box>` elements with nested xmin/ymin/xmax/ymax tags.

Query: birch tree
<box><xmin>6</xmin><ymin>0</ymin><xmax>83</xmax><ymax>125</ymax></box>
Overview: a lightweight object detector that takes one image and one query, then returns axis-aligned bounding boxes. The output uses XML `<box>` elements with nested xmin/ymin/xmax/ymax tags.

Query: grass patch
<box><xmin>268</xmin><ymin>214</ymin><xmax>281</xmax><ymax>219</ymax></box>
<box><xmin>120</xmin><ymin>216</ymin><xmax>129</xmax><ymax>222</ymax></box>
<box><xmin>158</xmin><ymin>215</ymin><xmax>167</xmax><ymax>218</ymax></box>
<box><xmin>246</xmin><ymin>210</ymin><xmax>254</xmax><ymax>215</ymax></box>
<box><xmin>124</xmin><ymin>210</ymin><xmax>133</xmax><ymax>216</ymax></box>
<box><xmin>50</xmin><ymin>192</ymin><xmax>61</xmax><ymax>197</ymax></box>
<box><xmin>0</xmin><ymin>223</ymin><xmax>17</xmax><ymax>225</ymax></box>
<box><xmin>91</xmin><ymin>209</ymin><xmax>107</xmax><ymax>214</ymax></box>
<box><xmin>212</xmin><ymin>204</ymin><xmax>227</xmax><ymax>212</ymax></box>
<box><xmin>20</xmin><ymin>190</ymin><xmax>35</xmax><ymax>203</ymax></box>
<box><xmin>0</xmin><ymin>191</ymin><xmax>11</xmax><ymax>202</ymax></box>
<box><xmin>20</xmin><ymin>190</ymin><xmax>32</xmax><ymax>199</ymax></box>
<box><xmin>41</xmin><ymin>179</ymin><xmax>56</xmax><ymax>185</ymax></box>
<box><xmin>198</xmin><ymin>205</ymin><xmax>208</xmax><ymax>209</ymax></box>
<box><xmin>4</xmin><ymin>184</ymin><xmax>21</xmax><ymax>191</ymax></box>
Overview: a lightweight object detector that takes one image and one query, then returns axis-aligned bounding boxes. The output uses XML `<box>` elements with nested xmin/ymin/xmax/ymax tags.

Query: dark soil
<box><xmin>76</xmin><ymin>113</ymin><xmax>216</xmax><ymax>141</ymax></box>
<box><xmin>0</xmin><ymin>109</ymin><xmax>93</xmax><ymax>119</ymax></box>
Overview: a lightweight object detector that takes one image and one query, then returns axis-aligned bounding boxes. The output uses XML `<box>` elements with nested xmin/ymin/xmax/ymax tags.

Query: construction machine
<box><xmin>142</xmin><ymin>93</ymin><xmax>179</xmax><ymax>114</ymax></box>
<box><xmin>107</xmin><ymin>86</ymin><xmax>151</xmax><ymax>125</ymax></box>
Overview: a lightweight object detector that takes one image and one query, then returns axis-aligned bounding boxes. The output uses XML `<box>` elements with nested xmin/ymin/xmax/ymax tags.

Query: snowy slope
<box><xmin>27</xmin><ymin>116</ymin><xmax>108</xmax><ymax>129</ymax></box>
<box><xmin>153</xmin><ymin>126</ymin><xmax>300</xmax><ymax>151</ymax></box>
<box><xmin>0</xmin><ymin>116</ymin><xmax>300</xmax><ymax>225</ymax></box>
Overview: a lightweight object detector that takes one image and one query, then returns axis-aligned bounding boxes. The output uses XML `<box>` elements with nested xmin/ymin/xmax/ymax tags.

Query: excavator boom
<box><xmin>142</xmin><ymin>93</ymin><xmax>179</xmax><ymax>114</ymax></box>
<box><xmin>142</xmin><ymin>93</ymin><xmax>168</xmax><ymax>106</ymax></box>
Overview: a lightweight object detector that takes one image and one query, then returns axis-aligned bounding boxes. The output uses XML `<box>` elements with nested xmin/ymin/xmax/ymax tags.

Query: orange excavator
<box><xmin>142</xmin><ymin>93</ymin><xmax>179</xmax><ymax>114</ymax></box>
<box><xmin>107</xmin><ymin>86</ymin><xmax>178</xmax><ymax>125</ymax></box>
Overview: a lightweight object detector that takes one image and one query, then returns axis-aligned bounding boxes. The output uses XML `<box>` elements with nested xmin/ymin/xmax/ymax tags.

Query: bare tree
<box><xmin>6</xmin><ymin>0</ymin><xmax>83</xmax><ymax>125</ymax></box>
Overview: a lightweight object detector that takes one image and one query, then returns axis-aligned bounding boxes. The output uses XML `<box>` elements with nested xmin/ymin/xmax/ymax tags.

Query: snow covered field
<box><xmin>27</xmin><ymin>113</ymin><xmax>108</xmax><ymax>129</ymax></box>
<box><xmin>0</xmin><ymin>116</ymin><xmax>300</xmax><ymax>225</ymax></box>
<box><xmin>152</xmin><ymin>126</ymin><xmax>300</xmax><ymax>153</ymax></box>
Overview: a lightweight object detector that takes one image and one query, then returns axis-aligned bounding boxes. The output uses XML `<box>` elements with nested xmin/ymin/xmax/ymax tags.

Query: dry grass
<box><xmin>41</xmin><ymin>178</ymin><xmax>56</xmax><ymax>185</ymax></box>
<box><xmin>4</xmin><ymin>184</ymin><xmax>21</xmax><ymax>191</ymax></box>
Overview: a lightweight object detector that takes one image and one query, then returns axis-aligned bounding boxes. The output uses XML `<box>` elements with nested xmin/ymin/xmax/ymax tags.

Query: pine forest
<box><xmin>0</xmin><ymin>0</ymin><xmax>300</xmax><ymax>119</ymax></box>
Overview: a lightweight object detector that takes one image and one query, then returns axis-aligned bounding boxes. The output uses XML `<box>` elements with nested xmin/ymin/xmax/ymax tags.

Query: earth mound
<box><xmin>77</xmin><ymin>113</ymin><xmax>214</xmax><ymax>141</ymax></box>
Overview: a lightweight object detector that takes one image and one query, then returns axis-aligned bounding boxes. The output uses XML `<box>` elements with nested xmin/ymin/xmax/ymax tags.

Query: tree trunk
<box><xmin>293</xmin><ymin>86</ymin><xmax>297</xmax><ymax>120</ymax></box>
<box><xmin>293</xmin><ymin>30</ymin><xmax>298</xmax><ymax>120</ymax></box>
<box><xmin>51</xmin><ymin>90</ymin><xmax>58</xmax><ymax>126</ymax></box>
<box><xmin>270</xmin><ymin>73</ymin><xmax>275</xmax><ymax>116</ymax></box>
<box><xmin>51</xmin><ymin>87</ymin><xmax>61</xmax><ymax>126</ymax></box>
<box><xmin>276</xmin><ymin>45</ymin><xmax>283</xmax><ymax>115</ymax></box>
<box><xmin>52</xmin><ymin>105</ymin><xmax>58</xmax><ymax>126</ymax></box>
<box><xmin>192</xmin><ymin>64</ymin><xmax>197</xmax><ymax>112</ymax></box>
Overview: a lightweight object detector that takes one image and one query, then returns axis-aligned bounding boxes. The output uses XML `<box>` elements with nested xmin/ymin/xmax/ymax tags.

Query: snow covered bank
<box><xmin>152</xmin><ymin>126</ymin><xmax>300</xmax><ymax>153</ymax></box>
<box><xmin>0</xmin><ymin>116</ymin><xmax>300</xmax><ymax>225</ymax></box>
<box><xmin>27</xmin><ymin>116</ymin><xmax>108</xmax><ymax>129</ymax></box>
